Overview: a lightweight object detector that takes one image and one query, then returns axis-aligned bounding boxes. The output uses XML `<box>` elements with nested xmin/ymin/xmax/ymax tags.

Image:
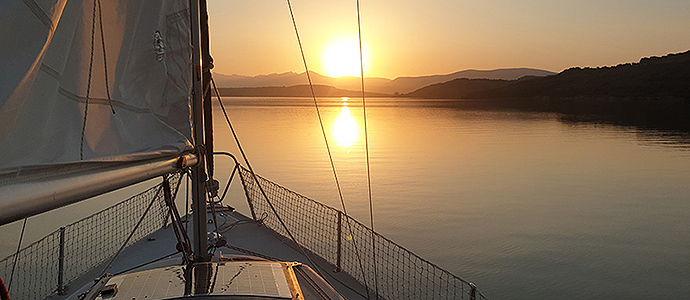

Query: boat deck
<box><xmin>59</xmin><ymin>210</ymin><xmax>368</xmax><ymax>300</ymax></box>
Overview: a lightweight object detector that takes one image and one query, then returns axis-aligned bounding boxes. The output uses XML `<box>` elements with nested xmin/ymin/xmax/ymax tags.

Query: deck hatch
<box><xmin>96</xmin><ymin>261</ymin><xmax>292</xmax><ymax>299</ymax></box>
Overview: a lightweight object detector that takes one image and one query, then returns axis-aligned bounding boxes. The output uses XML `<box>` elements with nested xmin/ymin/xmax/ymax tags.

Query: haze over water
<box><xmin>214</xmin><ymin>97</ymin><xmax>690</xmax><ymax>300</ymax></box>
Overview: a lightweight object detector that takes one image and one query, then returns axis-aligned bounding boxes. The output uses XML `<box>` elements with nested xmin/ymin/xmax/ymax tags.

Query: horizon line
<box><xmin>212</xmin><ymin>66</ymin><xmax>561</xmax><ymax>80</ymax></box>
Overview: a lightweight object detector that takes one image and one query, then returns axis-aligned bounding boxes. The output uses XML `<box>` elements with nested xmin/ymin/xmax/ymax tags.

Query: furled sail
<box><xmin>0</xmin><ymin>0</ymin><xmax>195</xmax><ymax>224</ymax></box>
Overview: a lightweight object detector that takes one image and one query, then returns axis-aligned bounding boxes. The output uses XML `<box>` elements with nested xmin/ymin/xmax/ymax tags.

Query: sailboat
<box><xmin>0</xmin><ymin>0</ymin><xmax>487</xmax><ymax>299</ymax></box>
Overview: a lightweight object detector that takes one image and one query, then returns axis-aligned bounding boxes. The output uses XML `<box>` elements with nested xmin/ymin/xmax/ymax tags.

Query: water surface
<box><xmin>214</xmin><ymin>97</ymin><xmax>690</xmax><ymax>300</ymax></box>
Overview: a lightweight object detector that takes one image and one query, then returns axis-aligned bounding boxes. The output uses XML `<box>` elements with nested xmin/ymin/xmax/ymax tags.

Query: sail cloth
<box><xmin>0</xmin><ymin>0</ymin><xmax>194</xmax><ymax>176</ymax></box>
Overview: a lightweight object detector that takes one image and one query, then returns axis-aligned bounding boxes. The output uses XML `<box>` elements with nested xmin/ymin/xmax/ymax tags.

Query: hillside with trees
<box><xmin>404</xmin><ymin>50</ymin><xmax>690</xmax><ymax>130</ymax></box>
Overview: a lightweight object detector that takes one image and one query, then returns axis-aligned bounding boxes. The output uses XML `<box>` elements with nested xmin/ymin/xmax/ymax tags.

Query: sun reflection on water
<box><xmin>332</xmin><ymin>97</ymin><xmax>359</xmax><ymax>150</ymax></box>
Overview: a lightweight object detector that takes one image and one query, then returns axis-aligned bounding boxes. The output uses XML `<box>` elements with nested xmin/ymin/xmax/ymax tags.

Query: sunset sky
<box><xmin>208</xmin><ymin>0</ymin><xmax>690</xmax><ymax>79</ymax></box>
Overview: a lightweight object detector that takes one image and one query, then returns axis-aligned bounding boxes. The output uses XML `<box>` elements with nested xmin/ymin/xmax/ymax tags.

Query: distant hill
<box><xmin>212</xmin><ymin>68</ymin><xmax>555</xmax><ymax>94</ymax></box>
<box><xmin>386</xmin><ymin>68</ymin><xmax>554</xmax><ymax>94</ymax></box>
<box><xmin>407</xmin><ymin>50</ymin><xmax>690</xmax><ymax>99</ymax></box>
<box><xmin>404</xmin><ymin>50</ymin><xmax>690</xmax><ymax>131</ymax></box>
<box><xmin>217</xmin><ymin>85</ymin><xmax>387</xmax><ymax>98</ymax></box>
<box><xmin>405</xmin><ymin>78</ymin><xmax>511</xmax><ymax>99</ymax></box>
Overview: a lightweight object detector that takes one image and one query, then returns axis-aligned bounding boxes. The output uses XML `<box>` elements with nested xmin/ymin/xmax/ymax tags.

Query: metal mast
<box><xmin>189</xmin><ymin>0</ymin><xmax>209</xmax><ymax>263</ymax></box>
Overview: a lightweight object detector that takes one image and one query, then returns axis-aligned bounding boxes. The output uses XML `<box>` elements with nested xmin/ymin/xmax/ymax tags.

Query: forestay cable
<box><xmin>284</xmin><ymin>1</ymin><xmax>372</xmax><ymax>298</ymax></box>
<box><xmin>210</xmin><ymin>77</ymin><xmax>323</xmax><ymax>278</ymax></box>
<box><xmin>356</xmin><ymin>0</ymin><xmax>379</xmax><ymax>298</ymax></box>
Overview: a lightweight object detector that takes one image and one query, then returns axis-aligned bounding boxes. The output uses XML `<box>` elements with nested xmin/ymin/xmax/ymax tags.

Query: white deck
<box><xmin>95</xmin><ymin>261</ymin><xmax>293</xmax><ymax>299</ymax></box>
<box><xmin>57</xmin><ymin>211</ymin><xmax>368</xmax><ymax>300</ymax></box>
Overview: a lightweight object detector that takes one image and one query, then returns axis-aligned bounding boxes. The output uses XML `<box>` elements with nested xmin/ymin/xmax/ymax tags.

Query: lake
<box><xmin>213</xmin><ymin>97</ymin><xmax>690</xmax><ymax>300</ymax></box>
<box><xmin>2</xmin><ymin>96</ymin><xmax>689</xmax><ymax>299</ymax></box>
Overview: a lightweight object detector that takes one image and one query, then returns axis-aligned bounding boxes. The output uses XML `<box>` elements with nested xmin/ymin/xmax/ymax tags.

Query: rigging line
<box><xmin>357</xmin><ymin>0</ymin><xmax>379</xmax><ymax>298</ymax></box>
<box><xmin>99</xmin><ymin>178</ymin><xmax>166</xmax><ymax>277</ymax></box>
<box><xmin>357</xmin><ymin>0</ymin><xmax>373</xmax><ymax>232</ymax></box>
<box><xmin>210</xmin><ymin>76</ymin><xmax>324</xmax><ymax>280</ymax></box>
<box><xmin>208</xmin><ymin>193</ymin><xmax>221</xmax><ymax>247</ymax></box>
<box><xmin>211</xmin><ymin>79</ymin><xmax>367</xmax><ymax>300</ymax></box>
<box><xmin>80</xmin><ymin>0</ymin><xmax>98</xmax><ymax>160</ymax></box>
<box><xmin>285</xmin><ymin>1</ymin><xmax>371</xmax><ymax>298</ymax></box>
<box><xmin>285</xmin><ymin>0</ymin><xmax>344</xmax><ymax>219</ymax></box>
<box><xmin>214</xmin><ymin>154</ymin><xmax>238</xmax><ymax>202</ymax></box>
<box><xmin>185</xmin><ymin>170</ymin><xmax>190</xmax><ymax>234</ymax></box>
<box><xmin>163</xmin><ymin>176</ymin><xmax>192</xmax><ymax>263</ymax></box>
<box><xmin>96</xmin><ymin>0</ymin><xmax>115</xmax><ymax>114</ymax></box>
<box><xmin>7</xmin><ymin>218</ymin><xmax>27</xmax><ymax>292</ymax></box>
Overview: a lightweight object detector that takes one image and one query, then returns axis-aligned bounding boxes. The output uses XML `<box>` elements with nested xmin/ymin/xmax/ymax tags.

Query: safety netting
<box><xmin>0</xmin><ymin>173</ymin><xmax>182</xmax><ymax>300</ymax></box>
<box><xmin>238</xmin><ymin>166</ymin><xmax>487</xmax><ymax>300</ymax></box>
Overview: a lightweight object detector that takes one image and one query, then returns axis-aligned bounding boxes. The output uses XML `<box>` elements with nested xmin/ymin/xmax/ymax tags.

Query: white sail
<box><xmin>0</xmin><ymin>0</ymin><xmax>195</xmax><ymax>223</ymax></box>
<box><xmin>0</xmin><ymin>0</ymin><xmax>193</xmax><ymax>175</ymax></box>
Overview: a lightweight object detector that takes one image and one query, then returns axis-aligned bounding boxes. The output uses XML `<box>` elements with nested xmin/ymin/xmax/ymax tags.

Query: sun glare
<box><xmin>322</xmin><ymin>38</ymin><xmax>369</xmax><ymax>78</ymax></box>
<box><xmin>332</xmin><ymin>98</ymin><xmax>359</xmax><ymax>149</ymax></box>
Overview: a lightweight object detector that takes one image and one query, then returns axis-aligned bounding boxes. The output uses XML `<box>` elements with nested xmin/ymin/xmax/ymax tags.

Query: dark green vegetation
<box><xmin>405</xmin><ymin>50</ymin><xmax>690</xmax><ymax>131</ymax></box>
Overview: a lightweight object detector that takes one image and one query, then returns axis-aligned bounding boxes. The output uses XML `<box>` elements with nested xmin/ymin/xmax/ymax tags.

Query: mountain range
<box><xmin>403</xmin><ymin>50</ymin><xmax>690</xmax><ymax>131</ymax></box>
<box><xmin>406</xmin><ymin>50</ymin><xmax>690</xmax><ymax>99</ymax></box>
<box><xmin>214</xmin><ymin>50</ymin><xmax>690</xmax><ymax>130</ymax></box>
<box><xmin>212</xmin><ymin>68</ymin><xmax>556</xmax><ymax>94</ymax></box>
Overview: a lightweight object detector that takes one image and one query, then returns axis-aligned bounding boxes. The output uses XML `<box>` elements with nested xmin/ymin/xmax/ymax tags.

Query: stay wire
<box><xmin>285</xmin><ymin>1</ymin><xmax>372</xmax><ymax>298</ymax></box>
<box><xmin>7</xmin><ymin>218</ymin><xmax>27</xmax><ymax>292</ymax></box>
<box><xmin>213</xmin><ymin>75</ymin><xmax>368</xmax><ymax>298</ymax></box>
<box><xmin>99</xmin><ymin>180</ymin><xmax>165</xmax><ymax>277</ymax></box>
<box><xmin>210</xmin><ymin>76</ymin><xmax>324</xmax><ymax>279</ymax></box>
<box><xmin>185</xmin><ymin>170</ymin><xmax>190</xmax><ymax>234</ymax></box>
<box><xmin>357</xmin><ymin>0</ymin><xmax>379</xmax><ymax>298</ymax></box>
<box><xmin>285</xmin><ymin>0</ymin><xmax>345</xmax><ymax>218</ymax></box>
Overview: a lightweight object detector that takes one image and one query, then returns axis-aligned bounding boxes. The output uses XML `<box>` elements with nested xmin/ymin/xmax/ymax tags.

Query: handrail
<box><xmin>213</xmin><ymin>152</ymin><xmax>240</xmax><ymax>203</ymax></box>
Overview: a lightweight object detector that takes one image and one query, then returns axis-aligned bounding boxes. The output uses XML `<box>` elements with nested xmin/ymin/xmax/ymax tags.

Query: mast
<box><xmin>189</xmin><ymin>0</ymin><xmax>209</xmax><ymax>263</ymax></box>
<box><xmin>201</xmin><ymin>0</ymin><xmax>215</xmax><ymax>185</ymax></box>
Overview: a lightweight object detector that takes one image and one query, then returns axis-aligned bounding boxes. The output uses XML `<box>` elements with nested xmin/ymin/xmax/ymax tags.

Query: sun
<box><xmin>322</xmin><ymin>38</ymin><xmax>369</xmax><ymax>78</ymax></box>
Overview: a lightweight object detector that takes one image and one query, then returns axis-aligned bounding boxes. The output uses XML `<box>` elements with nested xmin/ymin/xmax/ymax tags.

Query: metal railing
<box><xmin>0</xmin><ymin>173</ymin><xmax>182</xmax><ymax>300</ymax></box>
<box><xmin>238</xmin><ymin>166</ymin><xmax>487</xmax><ymax>300</ymax></box>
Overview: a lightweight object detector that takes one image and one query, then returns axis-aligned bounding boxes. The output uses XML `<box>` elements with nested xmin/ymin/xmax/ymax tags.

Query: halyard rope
<box><xmin>79</xmin><ymin>0</ymin><xmax>97</xmax><ymax>160</ymax></box>
<box><xmin>80</xmin><ymin>0</ymin><xmax>115</xmax><ymax>160</ymax></box>
<box><xmin>96</xmin><ymin>0</ymin><xmax>115</xmax><ymax>115</ymax></box>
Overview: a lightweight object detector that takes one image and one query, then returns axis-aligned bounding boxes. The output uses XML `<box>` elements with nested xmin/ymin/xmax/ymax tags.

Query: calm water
<box><xmin>214</xmin><ymin>97</ymin><xmax>690</xmax><ymax>300</ymax></box>
<box><xmin>2</xmin><ymin>97</ymin><xmax>689</xmax><ymax>299</ymax></box>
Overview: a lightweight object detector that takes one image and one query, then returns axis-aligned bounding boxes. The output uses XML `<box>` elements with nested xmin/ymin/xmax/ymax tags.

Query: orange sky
<box><xmin>208</xmin><ymin>0</ymin><xmax>690</xmax><ymax>79</ymax></box>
